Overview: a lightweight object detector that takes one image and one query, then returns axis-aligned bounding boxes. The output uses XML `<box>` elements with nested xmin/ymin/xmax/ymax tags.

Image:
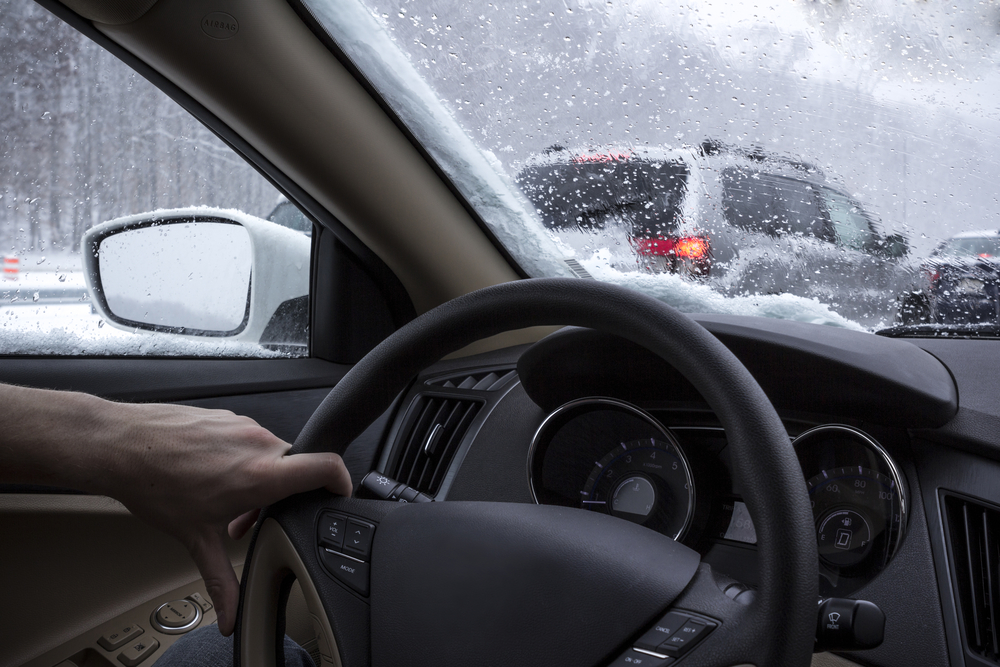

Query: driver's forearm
<box><xmin>0</xmin><ymin>383</ymin><xmax>126</xmax><ymax>494</ymax></box>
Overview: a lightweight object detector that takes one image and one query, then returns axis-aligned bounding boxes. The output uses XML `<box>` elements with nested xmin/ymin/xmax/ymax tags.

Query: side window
<box><xmin>819</xmin><ymin>189</ymin><xmax>875</xmax><ymax>252</ymax></box>
<box><xmin>722</xmin><ymin>168</ymin><xmax>777</xmax><ymax>234</ymax></box>
<box><xmin>766</xmin><ymin>176</ymin><xmax>831</xmax><ymax>242</ymax></box>
<box><xmin>0</xmin><ymin>5</ymin><xmax>309</xmax><ymax>357</ymax></box>
<box><xmin>722</xmin><ymin>169</ymin><xmax>830</xmax><ymax>242</ymax></box>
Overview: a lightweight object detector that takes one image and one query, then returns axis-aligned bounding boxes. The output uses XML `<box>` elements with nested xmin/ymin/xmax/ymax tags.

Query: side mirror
<box><xmin>83</xmin><ymin>207</ymin><xmax>310</xmax><ymax>350</ymax></box>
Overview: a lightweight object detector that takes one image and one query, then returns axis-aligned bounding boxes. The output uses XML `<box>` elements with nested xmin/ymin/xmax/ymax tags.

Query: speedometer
<box><xmin>806</xmin><ymin>466</ymin><xmax>899</xmax><ymax>570</ymax></box>
<box><xmin>794</xmin><ymin>425</ymin><xmax>907</xmax><ymax>596</ymax></box>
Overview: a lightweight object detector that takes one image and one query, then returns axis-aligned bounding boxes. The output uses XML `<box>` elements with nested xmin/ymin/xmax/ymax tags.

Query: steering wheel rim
<box><xmin>235</xmin><ymin>277</ymin><xmax>818</xmax><ymax>667</ymax></box>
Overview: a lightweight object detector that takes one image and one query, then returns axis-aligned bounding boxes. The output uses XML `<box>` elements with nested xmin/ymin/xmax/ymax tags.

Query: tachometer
<box><xmin>581</xmin><ymin>437</ymin><xmax>695</xmax><ymax>539</ymax></box>
<box><xmin>528</xmin><ymin>397</ymin><xmax>696</xmax><ymax>542</ymax></box>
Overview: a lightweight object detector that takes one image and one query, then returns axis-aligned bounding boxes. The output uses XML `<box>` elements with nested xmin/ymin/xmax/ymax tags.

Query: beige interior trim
<box><xmin>93</xmin><ymin>0</ymin><xmax>520</xmax><ymax>316</ymax></box>
<box><xmin>241</xmin><ymin>518</ymin><xmax>341</xmax><ymax>667</ymax></box>
<box><xmin>0</xmin><ymin>494</ymin><xmax>248</xmax><ymax>667</ymax></box>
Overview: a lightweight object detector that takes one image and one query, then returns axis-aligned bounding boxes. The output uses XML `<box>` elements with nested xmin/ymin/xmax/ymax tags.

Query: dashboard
<box><xmin>349</xmin><ymin>313</ymin><xmax>1000</xmax><ymax>667</ymax></box>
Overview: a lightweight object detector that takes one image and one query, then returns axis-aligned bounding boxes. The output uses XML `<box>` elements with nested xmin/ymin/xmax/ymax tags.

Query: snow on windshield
<box><xmin>306</xmin><ymin>0</ymin><xmax>1000</xmax><ymax>332</ymax></box>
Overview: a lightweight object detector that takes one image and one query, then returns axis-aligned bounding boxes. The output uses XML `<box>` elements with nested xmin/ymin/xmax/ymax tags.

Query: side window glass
<box><xmin>764</xmin><ymin>176</ymin><xmax>831</xmax><ymax>242</ymax></box>
<box><xmin>722</xmin><ymin>169</ymin><xmax>774</xmax><ymax>234</ymax></box>
<box><xmin>821</xmin><ymin>189</ymin><xmax>875</xmax><ymax>252</ymax></box>
<box><xmin>0</xmin><ymin>5</ymin><xmax>310</xmax><ymax>356</ymax></box>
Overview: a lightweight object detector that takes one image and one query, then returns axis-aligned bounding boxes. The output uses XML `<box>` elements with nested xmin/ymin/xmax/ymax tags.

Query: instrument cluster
<box><xmin>528</xmin><ymin>398</ymin><xmax>908</xmax><ymax>597</ymax></box>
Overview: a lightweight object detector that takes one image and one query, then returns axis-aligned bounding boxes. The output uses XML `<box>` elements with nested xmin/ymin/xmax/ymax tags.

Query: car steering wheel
<box><xmin>233</xmin><ymin>278</ymin><xmax>818</xmax><ymax>667</ymax></box>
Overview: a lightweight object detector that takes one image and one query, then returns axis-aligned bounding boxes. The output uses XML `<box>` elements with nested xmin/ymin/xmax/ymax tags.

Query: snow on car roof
<box><xmin>951</xmin><ymin>230</ymin><xmax>1000</xmax><ymax>239</ymax></box>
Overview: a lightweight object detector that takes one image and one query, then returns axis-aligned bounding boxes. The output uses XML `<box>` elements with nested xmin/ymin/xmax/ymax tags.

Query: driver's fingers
<box><xmin>188</xmin><ymin>529</ymin><xmax>241</xmax><ymax>636</ymax></box>
<box><xmin>228</xmin><ymin>508</ymin><xmax>261</xmax><ymax>540</ymax></box>
<box><xmin>270</xmin><ymin>451</ymin><xmax>353</xmax><ymax>500</ymax></box>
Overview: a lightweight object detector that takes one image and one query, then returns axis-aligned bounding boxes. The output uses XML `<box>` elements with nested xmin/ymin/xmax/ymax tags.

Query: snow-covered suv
<box><xmin>516</xmin><ymin>141</ymin><xmax>909</xmax><ymax>324</ymax></box>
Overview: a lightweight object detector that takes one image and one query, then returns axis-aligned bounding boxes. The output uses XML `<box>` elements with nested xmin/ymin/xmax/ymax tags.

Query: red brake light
<box><xmin>633</xmin><ymin>236</ymin><xmax>709</xmax><ymax>259</ymax></box>
<box><xmin>674</xmin><ymin>237</ymin><xmax>710</xmax><ymax>260</ymax></box>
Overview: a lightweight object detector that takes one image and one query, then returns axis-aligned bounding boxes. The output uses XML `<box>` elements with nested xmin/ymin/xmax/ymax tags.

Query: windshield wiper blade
<box><xmin>877</xmin><ymin>323</ymin><xmax>1000</xmax><ymax>339</ymax></box>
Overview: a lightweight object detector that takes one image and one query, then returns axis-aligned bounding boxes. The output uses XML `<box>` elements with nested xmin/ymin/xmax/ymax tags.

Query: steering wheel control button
<box><xmin>318</xmin><ymin>514</ymin><xmax>346</xmax><ymax>549</ymax></box>
<box><xmin>150</xmin><ymin>599</ymin><xmax>202</xmax><ymax>634</ymax></box>
<box><xmin>98</xmin><ymin>624</ymin><xmax>144</xmax><ymax>651</ymax></box>
<box><xmin>634</xmin><ymin>612</ymin><xmax>688</xmax><ymax>651</ymax></box>
<box><xmin>187</xmin><ymin>591</ymin><xmax>213</xmax><ymax>612</ymax></box>
<box><xmin>659</xmin><ymin>619</ymin><xmax>714</xmax><ymax>657</ymax></box>
<box><xmin>608</xmin><ymin>649</ymin><xmax>674</xmax><ymax>666</ymax></box>
<box><xmin>116</xmin><ymin>636</ymin><xmax>159</xmax><ymax>667</ymax></box>
<box><xmin>344</xmin><ymin>519</ymin><xmax>375</xmax><ymax>558</ymax></box>
<box><xmin>321</xmin><ymin>548</ymin><xmax>371</xmax><ymax>596</ymax></box>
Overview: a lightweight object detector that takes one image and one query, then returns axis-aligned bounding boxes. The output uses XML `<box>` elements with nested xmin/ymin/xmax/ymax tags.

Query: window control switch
<box><xmin>117</xmin><ymin>637</ymin><xmax>159</xmax><ymax>666</ymax></box>
<box><xmin>187</xmin><ymin>591</ymin><xmax>213</xmax><ymax>612</ymax></box>
<box><xmin>98</xmin><ymin>624</ymin><xmax>144</xmax><ymax>651</ymax></box>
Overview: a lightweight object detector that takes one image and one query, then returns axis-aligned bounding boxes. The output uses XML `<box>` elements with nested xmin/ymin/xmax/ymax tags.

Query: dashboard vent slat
<box><xmin>944</xmin><ymin>494</ymin><xmax>1000</xmax><ymax>664</ymax></box>
<box><xmin>425</xmin><ymin>369</ymin><xmax>516</xmax><ymax>391</ymax></box>
<box><xmin>391</xmin><ymin>395</ymin><xmax>483</xmax><ymax>497</ymax></box>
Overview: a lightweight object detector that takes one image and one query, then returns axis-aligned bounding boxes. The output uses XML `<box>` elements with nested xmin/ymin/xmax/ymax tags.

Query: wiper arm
<box><xmin>877</xmin><ymin>323</ymin><xmax>1000</xmax><ymax>339</ymax></box>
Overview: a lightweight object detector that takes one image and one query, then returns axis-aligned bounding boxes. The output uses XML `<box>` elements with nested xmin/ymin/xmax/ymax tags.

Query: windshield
<box><xmin>301</xmin><ymin>0</ymin><xmax>1000</xmax><ymax>335</ymax></box>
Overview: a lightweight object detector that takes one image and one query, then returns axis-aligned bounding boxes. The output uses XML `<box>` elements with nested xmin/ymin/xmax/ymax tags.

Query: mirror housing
<box><xmin>83</xmin><ymin>207</ymin><xmax>310</xmax><ymax>349</ymax></box>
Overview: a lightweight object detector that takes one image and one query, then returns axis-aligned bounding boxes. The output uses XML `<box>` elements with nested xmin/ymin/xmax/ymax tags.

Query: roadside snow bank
<box><xmin>580</xmin><ymin>251</ymin><xmax>866</xmax><ymax>331</ymax></box>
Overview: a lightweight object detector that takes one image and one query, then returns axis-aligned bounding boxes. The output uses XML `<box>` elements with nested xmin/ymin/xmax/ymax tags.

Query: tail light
<box><xmin>632</xmin><ymin>235</ymin><xmax>711</xmax><ymax>276</ymax></box>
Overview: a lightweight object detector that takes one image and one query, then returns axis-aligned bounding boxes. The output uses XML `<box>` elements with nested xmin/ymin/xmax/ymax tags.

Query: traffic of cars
<box><xmin>897</xmin><ymin>230</ymin><xmax>1000</xmax><ymax>328</ymax></box>
<box><xmin>516</xmin><ymin>140</ymin><xmax>911</xmax><ymax>325</ymax></box>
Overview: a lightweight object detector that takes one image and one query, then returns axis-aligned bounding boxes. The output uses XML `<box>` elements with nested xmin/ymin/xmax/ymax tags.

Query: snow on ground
<box><xmin>0</xmin><ymin>302</ymin><xmax>292</xmax><ymax>357</ymax></box>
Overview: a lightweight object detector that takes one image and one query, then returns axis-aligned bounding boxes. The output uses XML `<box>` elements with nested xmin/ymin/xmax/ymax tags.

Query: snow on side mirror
<box><xmin>83</xmin><ymin>207</ymin><xmax>310</xmax><ymax>351</ymax></box>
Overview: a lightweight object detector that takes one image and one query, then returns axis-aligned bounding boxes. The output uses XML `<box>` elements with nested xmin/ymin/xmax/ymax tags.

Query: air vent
<box><xmin>944</xmin><ymin>493</ymin><xmax>1000</xmax><ymax>663</ymax></box>
<box><xmin>424</xmin><ymin>369</ymin><xmax>516</xmax><ymax>391</ymax></box>
<box><xmin>390</xmin><ymin>396</ymin><xmax>482</xmax><ymax>496</ymax></box>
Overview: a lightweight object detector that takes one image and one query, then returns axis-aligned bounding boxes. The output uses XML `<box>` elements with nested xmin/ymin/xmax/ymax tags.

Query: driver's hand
<box><xmin>102</xmin><ymin>401</ymin><xmax>353</xmax><ymax>636</ymax></box>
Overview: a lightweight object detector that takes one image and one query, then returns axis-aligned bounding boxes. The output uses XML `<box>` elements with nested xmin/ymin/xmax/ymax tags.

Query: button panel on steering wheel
<box><xmin>609</xmin><ymin>609</ymin><xmax>717</xmax><ymax>665</ymax></box>
<box><xmin>317</xmin><ymin>511</ymin><xmax>376</xmax><ymax>597</ymax></box>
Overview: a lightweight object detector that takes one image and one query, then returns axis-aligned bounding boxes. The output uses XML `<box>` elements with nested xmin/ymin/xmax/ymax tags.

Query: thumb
<box><xmin>269</xmin><ymin>451</ymin><xmax>354</xmax><ymax>500</ymax></box>
<box><xmin>188</xmin><ymin>529</ymin><xmax>241</xmax><ymax>636</ymax></box>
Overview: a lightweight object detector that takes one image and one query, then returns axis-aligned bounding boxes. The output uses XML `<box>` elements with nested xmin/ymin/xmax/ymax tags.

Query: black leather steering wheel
<box><xmin>234</xmin><ymin>278</ymin><xmax>818</xmax><ymax>667</ymax></box>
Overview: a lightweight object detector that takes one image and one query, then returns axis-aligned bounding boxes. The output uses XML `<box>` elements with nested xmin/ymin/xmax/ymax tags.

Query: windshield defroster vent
<box><xmin>424</xmin><ymin>369</ymin><xmax>516</xmax><ymax>391</ymax></box>
<box><xmin>944</xmin><ymin>493</ymin><xmax>1000</xmax><ymax>664</ymax></box>
<box><xmin>389</xmin><ymin>396</ymin><xmax>483</xmax><ymax>497</ymax></box>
